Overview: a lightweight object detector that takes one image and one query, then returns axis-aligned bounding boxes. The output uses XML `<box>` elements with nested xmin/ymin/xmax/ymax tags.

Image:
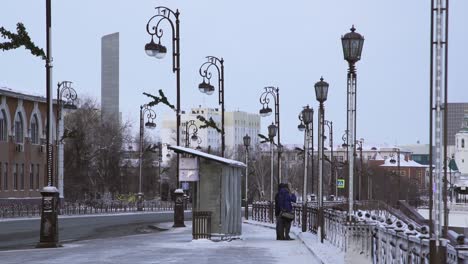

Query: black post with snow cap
<box><xmin>173</xmin><ymin>188</ymin><xmax>186</xmax><ymax>227</ymax></box>
<box><xmin>37</xmin><ymin>186</ymin><xmax>61</xmax><ymax>248</ymax></box>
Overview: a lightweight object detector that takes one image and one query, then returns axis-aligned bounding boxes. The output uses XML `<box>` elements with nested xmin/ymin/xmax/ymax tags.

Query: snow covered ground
<box><xmin>0</xmin><ymin>221</ymin><xmax>320</xmax><ymax>264</ymax></box>
<box><xmin>246</xmin><ymin>220</ymin><xmax>348</xmax><ymax>264</ymax></box>
<box><xmin>418</xmin><ymin>209</ymin><xmax>468</xmax><ymax>227</ymax></box>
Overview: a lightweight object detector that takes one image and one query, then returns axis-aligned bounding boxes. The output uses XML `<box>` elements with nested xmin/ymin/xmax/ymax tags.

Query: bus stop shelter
<box><xmin>168</xmin><ymin>145</ymin><xmax>245</xmax><ymax>240</ymax></box>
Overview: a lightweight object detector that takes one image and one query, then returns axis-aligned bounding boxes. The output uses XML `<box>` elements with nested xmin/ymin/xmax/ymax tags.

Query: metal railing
<box><xmin>0</xmin><ymin>200</ymin><xmax>179</xmax><ymax>218</ymax></box>
<box><xmin>251</xmin><ymin>200</ymin><xmax>468</xmax><ymax>263</ymax></box>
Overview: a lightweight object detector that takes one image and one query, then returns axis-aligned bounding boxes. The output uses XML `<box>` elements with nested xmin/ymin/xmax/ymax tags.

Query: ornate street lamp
<box><xmin>56</xmin><ymin>81</ymin><xmax>78</xmax><ymax>200</ymax></box>
<box><xmin>267</xmin><ymin>122</ymin><xmax>277</xmax><ymax>223</ymax></box>
<box><xmin>137</xmin><ymin>104</ymin><xmax>157</xmax><ymax>211</ymax></box>
<box><xmin>145</xmin><ymin>6</ymin><xmax>182</xmax><ymax>186</ymax></box>
<box><xmin>198</xmin><ymin>56</ymin><xmax>225</xmax><ymax>156</ymax></box>
<box><xmin>184</xmin><ymin>120</ymin><xmax>199</xmax><ymax>148</ymax></box>
<box><xmin>298</xmin><ymin>105</ymin><xmax>313</xmax><ymax>232</ymax></box>
<box><xmin>341</xmin><ymin>25</ymin><xmax>364</xmax><ymax>221</ymax></box>
<box><xmin>243</xmin><ymin>134</ymin><xmax>251</xmax><ymax>220</ymax></box>
<box><xmin>315</xmin><ymin>76</ymin><xmax>329</xmax><ymax>243</ymax></box>
<box><xmin>145</xmin><ymin>6</ymin><xmax>184</xmax><ymax>227</ymax></box>
<box><xmin>259</xmin><ymin>87</ymin><xmax>282</xmax><ymax>185</ymax></box>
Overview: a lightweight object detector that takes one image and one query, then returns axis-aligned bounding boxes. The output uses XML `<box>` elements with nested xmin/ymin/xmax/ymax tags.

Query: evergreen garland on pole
<box><xmin>0</xmin><ymin>23</ymin><xmax>46</xmax><ymax>59</ymax></box>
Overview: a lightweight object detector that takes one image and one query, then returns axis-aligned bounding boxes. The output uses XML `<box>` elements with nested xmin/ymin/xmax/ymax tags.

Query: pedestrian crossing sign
<box><xmin>337</xmin><ymin>179</ymin><xmax>345</xmax><ymax>189</ymax></box>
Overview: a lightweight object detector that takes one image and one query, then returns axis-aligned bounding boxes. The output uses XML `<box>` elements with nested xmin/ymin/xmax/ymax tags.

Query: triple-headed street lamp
<box><xmin>145</xmin><ymin>6</ymin><xmax>181</xmax><ymax>184</ymax></box>
<box><xmin>268</xmin><ymin>122</ymin><xmax>277</xmax><ymax>223</ymax></box>
<box><xmin>341</xmin><ymin>25</ymin><xmax>364</xmax><ymax>220</ymax></box>
<box><xmin>56</xmin><ymin>81</ymin><xmax>78</xmax><ymax>200</ymax></box>
<box><xmin>315</xmin><ymin>77</ymin><xmax>329</xmax><ymax>243</ymax></box>
<box><xmin>243</xmin><ymin>134</ymin><xmax>251</xmax><ymax>220</ymax></box>
<box><xmin>298</xmin><ymin>105</ymin><xmax>313</xmax><ymax>232</ymax></box>
<box><xmin>137</xmin><ymin>104</ymin><xmax>157</xmax><ymax>211</ymax></box>
<box><xmin>198</xmin><ymin>56</ymin><xmax>225</xmax><ymax>157</ymax></box>
<box><xmin>259</xmin><ymin>87</ymin><xmax>281</xmax><ymax>185</ymax></box>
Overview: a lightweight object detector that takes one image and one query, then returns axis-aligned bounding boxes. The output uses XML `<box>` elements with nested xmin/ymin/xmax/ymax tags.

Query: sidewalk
<box><xmin>0</xmin><ymin>221</ymin><xmax>319</xmax><ymax>264</ymax></box>
<box><xmin>244</xmin><ymin>220</ymin><xmax>345</xmax><ymax>264</ymax></box>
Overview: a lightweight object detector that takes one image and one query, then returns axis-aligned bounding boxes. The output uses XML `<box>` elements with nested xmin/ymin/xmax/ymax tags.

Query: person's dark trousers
<box><xmin>276</xmin><ymin>216</ymin><xmax>285</xmax><ymax>240</ymax></box>
<box><xmin>284</xmin><ymin>219</ymin><xmax>292</xmax><ymax>239</ymax></box>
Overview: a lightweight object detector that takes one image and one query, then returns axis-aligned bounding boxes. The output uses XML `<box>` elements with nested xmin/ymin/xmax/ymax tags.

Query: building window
<box><xmin>30</xmin><ymin>164</ymin><xmax>34</xmax><ymax>190</ymax></box>
<box><xmin>20</xmin><ymin>164</ymin><xmax>24</xmax><ymax>190</ymax></box>
<box><xmin>338</xmin><ymin>156</ymin><xmax>344</xmax><ymax>162</ymax></box>
<box><xmin>0</xmin><ymin>109</ymin><xmax>7</xmax><ymax>141</ymax></box>
<box><xmin>13</xmin><ymin>164</ymin><xmax>18</xmax><ymax>190</ymax></box>
<box><xmin>36</xmin><ymin>164</ymin><xmax>40</xmax><ymax>190</ymax></box>
<box><xmin>400</xmin><ymin>170</ymin><xmax>406</xmax><ymax>177</ymax></box>
<box><xmin>3</xmin><ymin>163</ymin><xmax>7</xmax><ymax>190</ymax></box>
<box><xmin>14</xmin><ymin>112</ymin><xmax>24</xmax><ymax>143</ymax></box>
<box><xmin>462</xmin><ymin>139</ymin><xmax>465</xmax><ymax>148</ymax></box>
<box><xmin>31</xmin><ymin>114</ymin><xmax>39</xmax><ymax>144</ymax></box>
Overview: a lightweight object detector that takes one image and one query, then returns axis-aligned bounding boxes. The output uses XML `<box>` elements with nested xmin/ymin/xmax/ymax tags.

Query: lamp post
<box><xmin>341</xmin><ymin>25</ymin><xmax>364</xmax><ymax>221</ymax></box>
<box><xmin>298</xmin><ymin>105</ymin><xmax>313</xmax><ymax>232</ymax></box>
<box><xmin>138</xmin><ymin>104</ymin><xmax>157</xmax><ymax>211</ymax></box>
<box><xmin>158</xmin><ymin>142</ymin><xmax>163</xmax><ymax>198</ymax></box>
<box><xmin>198</xmin><ymin>56</ymin><xmax>225</xmax><ymax>157</ymax></box>
<box><xmin>145</xmin><ymin>6</ymin><xmax>181</xmax><ymax>185</ymax></box>
<box><xmin>37</xmin><ymin>0</ymin><xmax>61</xmax><ymax>248</ymax></box>
<box><xmin>243</xmin><ymin>134</ymin><xmax>251</xmax><ymax>220</ymax></box>
<box><xmin>355</xmin><ymin>139</ymin><xmax>364</xmax><ymax>200</ymax></box>
<box><xmin>56</xmin><ymin>81</ymin><xmax>78</xmax><ymax>200</ymax></box>
<box><xmin>183</xmin><ymin>120</ymin><xmax>199</xmax><ymax>148</ymax></box>
<box><xmin>315</xmin><ymin>77</ymin><xmax>329</xmax><ymax>243</ymax></box>
<box><xmin>447</xmin><ymin>155</ymin><xmax>458</xmax><ymax>203</ymax></box>
<box><xmin>268</xmin><ymin>122</ymin><xmax>277</xmax><ymax>223</ymax></box>
<box><xmin>259</xmin><ymin>87</ymin><xmax>281</xmax><ymax>185</ymax></box>
<box><xmin>324</xmin><ymin>120</ymin><xmax>334</xmax><ymax>196</ymax></box>
<box><xmin>390</xmin><ymin>147</ymin><xmax>401</xmax><ymax>204</ymax></box>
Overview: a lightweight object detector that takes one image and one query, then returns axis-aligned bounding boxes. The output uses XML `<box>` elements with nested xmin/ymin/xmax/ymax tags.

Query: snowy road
<box><xmin>0</xmin><ymin>222</ymin><xmax>319</xmax><ymax>264</ymax></box>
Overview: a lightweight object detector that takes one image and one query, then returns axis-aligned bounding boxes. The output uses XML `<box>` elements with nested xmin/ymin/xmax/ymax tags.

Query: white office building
<box><xmin>160</xmin><ymin>106</ymin><xmax>260</xmax><ymax>162</ymax></box>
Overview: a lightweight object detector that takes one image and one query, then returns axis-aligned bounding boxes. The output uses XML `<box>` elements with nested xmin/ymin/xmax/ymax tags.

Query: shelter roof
<box><xmin>168</xmin><ymin>145</ymin><xmax>246</xmax><ymax>168</ymax></box>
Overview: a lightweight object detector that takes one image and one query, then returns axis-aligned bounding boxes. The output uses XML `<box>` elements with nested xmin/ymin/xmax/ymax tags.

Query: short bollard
<box><xmin>36</xmin><ymin>186</ymin><xmax>61</xmax><ymax>248</ymax></box>
<box><xmin>137</xmin><ymin>192</ymin><xmax>144</xmax><ymax>211</ymax></box>
<box><xmin>173</xmin><ymin>189</ymin><xmax>186</xmax><ymax>227</ymax></box>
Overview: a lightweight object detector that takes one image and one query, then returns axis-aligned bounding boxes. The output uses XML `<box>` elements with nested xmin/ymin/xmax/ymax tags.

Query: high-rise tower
<box><xmin>101</xmin><ymin>32</ymin><xmax>119</xmax><ymax>122</ymax></box>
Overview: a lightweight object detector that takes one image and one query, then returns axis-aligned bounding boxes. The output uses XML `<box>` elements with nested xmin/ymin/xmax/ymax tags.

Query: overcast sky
<box><xmin>1</xmin><ymin>1</ymin><xmax>467</xmax><ymax>146</ymax></box>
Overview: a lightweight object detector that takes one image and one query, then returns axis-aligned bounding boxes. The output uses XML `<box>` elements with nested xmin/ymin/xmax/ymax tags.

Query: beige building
<box><xmin>161</xmin><ymin>106</ymin><xmax>260</xmax><ymax>161</ymax></box>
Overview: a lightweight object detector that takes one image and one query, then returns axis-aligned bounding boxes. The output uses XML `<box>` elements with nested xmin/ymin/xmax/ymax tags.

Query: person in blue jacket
<box><xmin>274</xmin><ymin>183</ymin><xmax>285</xmax><ymax>240</ymax></box>
<box><xmin>276</xmin><ymin>183</ymin><xmax>297</xmax><ymax>240</ymax></box>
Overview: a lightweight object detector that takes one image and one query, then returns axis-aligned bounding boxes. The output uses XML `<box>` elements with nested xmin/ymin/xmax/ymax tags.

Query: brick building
<box><xmin>0</xmin><ymin>87</ymin><xmax>58</xmax><ymax>202</ymax></box>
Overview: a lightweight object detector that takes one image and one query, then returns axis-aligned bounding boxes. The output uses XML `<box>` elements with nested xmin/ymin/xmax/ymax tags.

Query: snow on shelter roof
<box><xmin>167</xmin><ymin>145</ymin><xmax>246</xmax><ymax>168</ymax></box>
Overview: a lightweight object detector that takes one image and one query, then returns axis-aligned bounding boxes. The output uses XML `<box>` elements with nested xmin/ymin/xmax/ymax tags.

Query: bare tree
<box><xmin>63</xmin><ymin>97</ymin><xmax>131</xmax><ymax>201</ymax></box>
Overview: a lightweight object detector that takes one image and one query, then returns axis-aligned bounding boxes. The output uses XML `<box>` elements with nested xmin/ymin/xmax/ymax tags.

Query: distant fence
<box><xmin>252</xmin><ymin>200</ymin><xmax>468</xmax><ymax>263</ymax></box>
<box><xmin>0</xmin><ymin>200</ymin><xmax>186</xmax><ymax>218</ymax></box>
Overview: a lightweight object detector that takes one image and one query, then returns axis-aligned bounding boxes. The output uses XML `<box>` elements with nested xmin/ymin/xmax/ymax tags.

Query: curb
<box><xmin>243</xmin><ymin>221</ymin><xmax>325</xmax><ymax>264</ymax></box>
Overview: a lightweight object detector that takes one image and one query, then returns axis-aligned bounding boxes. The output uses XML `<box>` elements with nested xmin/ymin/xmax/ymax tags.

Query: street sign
<box><xmin>181</xmin><ymin>182</ymin><xmax>190</xmax><ymax>190</ymax></box>
<box><xmin>337</xmin><ymin>179</ymin><xmax>345</xmax><ymax>189</ymax></box>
